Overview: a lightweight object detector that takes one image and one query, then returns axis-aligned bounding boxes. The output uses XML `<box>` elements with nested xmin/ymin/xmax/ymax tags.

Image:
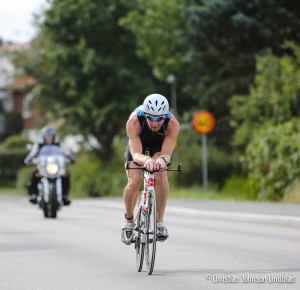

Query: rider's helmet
<box><xmin>42</xmin><ymin>127</ymin><xmax>56</xmax><ymax>143</ymax></box>
<box><xmin>143</xmin><ymin>94</ymin><xmax>169</xmax><ymax>116</ymax></box>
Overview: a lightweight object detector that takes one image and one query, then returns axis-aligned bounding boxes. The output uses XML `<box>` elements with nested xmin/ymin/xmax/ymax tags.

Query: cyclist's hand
<box><xmin>155</xmin><ymin>160</ymin><xmax>167</xmax><ymax>171</ymax></box>
<box><xmin>144</xmin><ymin>157</ymin><xmax>156</xmax><ymax>172</ymax></box>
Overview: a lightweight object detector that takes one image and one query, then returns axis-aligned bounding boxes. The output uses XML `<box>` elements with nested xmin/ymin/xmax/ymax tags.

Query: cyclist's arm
<box><xmin>159</xmin><ymin>115</ymin><xmax>180</xmax><ymax>164</ymax></box>
<box><xmin>126</xmin><ymin>114</ymin><xmax>148</xmax><ymax>165</ymax></box>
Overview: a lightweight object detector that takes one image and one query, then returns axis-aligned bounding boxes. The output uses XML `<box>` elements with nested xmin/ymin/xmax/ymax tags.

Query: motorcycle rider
<box><xmin>24</xmin><ymin>127</ymin><xmax>75</xmax><ymax>205</ymax></box>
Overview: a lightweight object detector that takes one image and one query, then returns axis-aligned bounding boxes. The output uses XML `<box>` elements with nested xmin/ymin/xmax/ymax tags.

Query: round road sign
<box><xmin>192</xmin><ymin>111</ymin><xmax>215</xmax><ymax>135</ymax></box>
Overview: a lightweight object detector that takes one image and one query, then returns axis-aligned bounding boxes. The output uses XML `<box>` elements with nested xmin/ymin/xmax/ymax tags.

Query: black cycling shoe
<box><xmin>62</xmin><ymin>196</ymin><xmax>71</xmax><ymax>206</ymax></box>
<box><xmin>29</xmin><ymin>195</ymin><xmax>37</xmax><ymax>204</ymax></box>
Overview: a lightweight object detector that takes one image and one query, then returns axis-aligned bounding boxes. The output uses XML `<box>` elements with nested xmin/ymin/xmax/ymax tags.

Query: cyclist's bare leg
<box><xmin>151</xmin><ymin>152</ymin><xmax>169</xmax><ymax>222</ymax></box>
<box><xmin>154</xmin><ymin>171</ymin><xmax>169</xmax><ymax>222</ymax></box>
<box><xmin>123</xmin><ymin>161</ymin><xmax>142</xmax><ymax>222</ymax></box>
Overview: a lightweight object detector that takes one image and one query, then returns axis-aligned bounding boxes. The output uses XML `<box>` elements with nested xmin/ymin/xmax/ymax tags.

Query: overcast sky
<box><xmin>0</xmin><ymin>0</ymin><xmax>48</xmax><ymax>43</ymax></box>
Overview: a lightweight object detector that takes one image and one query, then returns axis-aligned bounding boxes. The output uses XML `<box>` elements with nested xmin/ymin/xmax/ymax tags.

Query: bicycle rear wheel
<box><xmin>135</xmin><ymin>205</ymin><xmax>145</xmax><ymax>272</ymax></box>
<box><xmin>145</xmin><ymin>192</ymin><xmax>157</xmax><ymax>275</ymax></box>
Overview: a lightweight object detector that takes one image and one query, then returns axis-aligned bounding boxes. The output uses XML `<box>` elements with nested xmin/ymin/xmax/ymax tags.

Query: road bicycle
<box><xmin>126</xmin><ymin>160</ymin><xmax>182</xmax><ymax>275</ymax></box>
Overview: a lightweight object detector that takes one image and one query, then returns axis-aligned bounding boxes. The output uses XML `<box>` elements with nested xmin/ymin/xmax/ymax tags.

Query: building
<box><xmin>0</xmin><ymin>43</ymin><xmax>36</xmax><ymax>138</ymax></box>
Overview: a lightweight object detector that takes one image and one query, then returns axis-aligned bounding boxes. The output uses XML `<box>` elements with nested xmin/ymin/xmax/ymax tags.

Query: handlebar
<box><xmin>126</xmin><ymin>162</ymin><xmax>182</xmax><ymax>173</ymax></box>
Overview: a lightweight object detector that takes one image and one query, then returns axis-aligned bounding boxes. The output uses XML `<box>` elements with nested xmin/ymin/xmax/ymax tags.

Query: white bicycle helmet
<box><xmin>143</xmin><ymin>94</ymin><xmax>169</xmax><ymax>116</ymax></box>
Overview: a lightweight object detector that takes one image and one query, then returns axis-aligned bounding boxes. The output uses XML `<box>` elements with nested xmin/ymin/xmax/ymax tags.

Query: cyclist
<box><xmin>24</xmin><ymin>127</ymin><xmax>75</xmax><ymax>205</ymax></box>
<box><xmin>122</xmin><ymin>93</ymin><xmax>180</xmax><ymax>245</ymax></box>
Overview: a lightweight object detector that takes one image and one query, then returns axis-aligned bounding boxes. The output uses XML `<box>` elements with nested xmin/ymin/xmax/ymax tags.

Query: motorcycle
<box><xmin>29</xmin><ymin>144</ymin><xmax>72</xmax><ymax>218</ymax></box>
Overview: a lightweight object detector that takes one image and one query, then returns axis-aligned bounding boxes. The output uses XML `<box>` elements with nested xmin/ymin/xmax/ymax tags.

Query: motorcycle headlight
<box><xmin>46</xmin><ymin>163</ymin><xmax>59</xmax><ymax>175</ymax></box>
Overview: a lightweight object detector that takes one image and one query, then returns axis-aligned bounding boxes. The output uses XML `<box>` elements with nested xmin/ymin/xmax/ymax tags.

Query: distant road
<box><xmin>0</xmin><ymin>196</ymin><xmax>299</xmax><ymax>290</ymax></box>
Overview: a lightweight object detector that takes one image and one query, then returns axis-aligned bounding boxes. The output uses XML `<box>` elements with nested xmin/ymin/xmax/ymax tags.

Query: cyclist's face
<box><xmin>146</xmin><ymin>118</ymin><xmax>164</xmax><ymax>132</ymax></box>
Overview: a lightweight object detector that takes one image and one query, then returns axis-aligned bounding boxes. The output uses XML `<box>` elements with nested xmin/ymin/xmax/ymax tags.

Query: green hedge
<box><xmin>17</xmin><ymin>149</ymin><xmax>128</xmax><ymax>198</ymax></box>
<box><xmin>69</xmin><ymin>150</ymin><xmax>127</xmax><ymax>198</ymax></box>
<box><xmin>0</xmin><ymin>151</ymin><xmax>26</xmax><ymax>185</ymax></box>
<box><xmin>0</xmin><ymin>135</ymin><xmax>30</xmax><ymax>185</ymax></box>
<box><xmin>13</xmin><ymin>131</ymin><xmax>244</xmax><ymax>198</ymax></box>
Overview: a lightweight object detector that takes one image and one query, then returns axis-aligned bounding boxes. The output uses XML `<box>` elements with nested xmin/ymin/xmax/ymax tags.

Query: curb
<box><xmin>91</xmin><ymin>200</ymin><xmax>300</xmax><ymax>227</ymax></box>
<box><xmin>166</xmin><ymin>206</ymin><xmax>300</xmax><ymax>227</ymax></box>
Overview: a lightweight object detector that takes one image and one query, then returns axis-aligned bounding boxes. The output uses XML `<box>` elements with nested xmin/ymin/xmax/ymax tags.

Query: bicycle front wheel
<box><xmin>145</xmin><ymin>192</ymin><xmax>157</xmax><ymax>275</ymax></box>
<box><xmin>135</xmin><ymin>205</ymin><xmax>145</xmax><ymax>272</ymax></box>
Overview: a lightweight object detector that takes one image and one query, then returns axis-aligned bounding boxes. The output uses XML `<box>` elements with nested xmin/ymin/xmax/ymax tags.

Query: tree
<box><xmin>185</xmin><ymin>0</ymin><xmax>300</xmax><ymax>103</ymax></box>
<box><xmin>17</xmin><ymin>0</ymin><xmax>159</xmax><ymax>161</ymax></box>
<box><xmin>231</xmin><ymin>44</ymin><xmax>300</xmax><ymax>200</ymax></box>
<box><xmin>230</xmin><ymin>44</ymin><xmax>300</xmax><ymax>149</ymax></box>
<box><xmin>183</xmin><ymin>0</ymin><xmax>300</xmax><ymax>149</ymax></box>
<box><xmin>15</xmin><ymin>0</ymin><xmax>300</xmax><ymax>161</ymax></box>
<box><xmin>245</xmin><ymin>119</ymin><xmax>300</xmax><ymax>200</ymax></box>
<box><xmin>120</xmin><ymin>0</ymin><xmax>199</xmax><ymax>119</ymax></box>
<box><xmin>120</xmin><ymin>0</ymin><xmax>190</xmax><ymax>80</ymax></box>
<box><xmin>120</xmin><ymin>0</ymin><xmax>300</xmax><ymax>151</ymax></box>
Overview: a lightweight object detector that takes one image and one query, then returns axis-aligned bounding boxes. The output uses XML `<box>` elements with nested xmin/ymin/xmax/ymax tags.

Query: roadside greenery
<box><xmin>231</xmin><ymin>44</ymin><xmax>300</xmax><ymax>201</ymax></box>
<box><xmin>0</xmin><ymin>135</ymin><xmax>29</xmax><ymax>186</ymax></box>
<box><xmin>4</xmin><ymin>1</ymin><xmax>300</xmax><ymax>203</ymax></box>
<box><xmin>245</xmin><ymin>120</ymin><xmax>300</xmax><ymax>201</ymax></box>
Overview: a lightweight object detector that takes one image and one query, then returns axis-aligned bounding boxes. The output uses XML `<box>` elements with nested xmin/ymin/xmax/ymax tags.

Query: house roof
<box><xmin>11</xmin><ymin>76</ymin><xmax>35</xmax><ymax>90</ymax></box>
<box><xmin>0</xmin><ymin>43</ymin><xmax>34</xmax><ymax>91</ymax></box>
<box><xmin>0</xmin><ymin>43</ymin><xmax>30</xmax><ymax>54</ymax></box>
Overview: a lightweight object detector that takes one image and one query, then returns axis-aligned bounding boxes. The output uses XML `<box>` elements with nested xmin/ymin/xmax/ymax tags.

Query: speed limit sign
<box><xmin>192</xmin><ymin>111</ymin><xmax>215</xmax><ymax>135</ymax></box>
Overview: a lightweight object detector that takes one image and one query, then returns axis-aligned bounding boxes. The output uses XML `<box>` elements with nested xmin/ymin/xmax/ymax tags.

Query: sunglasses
<box><xmin>145</xmin><ymin>114</ymin><xmax>166</xmax><ymax>122</ymax></box>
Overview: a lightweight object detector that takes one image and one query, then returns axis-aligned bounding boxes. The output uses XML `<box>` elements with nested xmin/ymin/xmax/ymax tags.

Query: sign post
<box><xmin>192</xmin><ymin>111</ymin><xmax>216</xmax><ymax>193</ymax></box>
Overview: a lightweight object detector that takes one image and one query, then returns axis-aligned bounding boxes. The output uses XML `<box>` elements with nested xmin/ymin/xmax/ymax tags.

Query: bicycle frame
<box><xmin>126</xmin><ymin>161</ymin><xmax>182</xmax><ymax>275</ymax></box>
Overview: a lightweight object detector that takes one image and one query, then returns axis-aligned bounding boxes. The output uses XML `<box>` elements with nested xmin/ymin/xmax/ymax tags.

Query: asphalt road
<box><xmin>0</xmin><ymin>196</ymin><xmax>299</xmax><ymax>290</ymax></box>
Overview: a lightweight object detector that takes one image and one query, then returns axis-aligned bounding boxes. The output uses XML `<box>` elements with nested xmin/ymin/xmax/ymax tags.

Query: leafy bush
<box><xmin>69</xmin><ymin>149</ymin><xmax>127</xmax><ymax>198</ymax></box>
<box><xmin>174</xmin><ymin>130</ymin><xmax>241</xmax><ymax>189</ymax></box>
<box><xmin>0</xmin><ymin>135</ymin><xmax>30</xmax><ymax>185</ymax></box>
<box><xmin>1</xmin><ymin>135</ymin><xmax>31</xmax><ymax>150</ymax></box>
<box><xmin>283</xmin><ymin>181</ymin><xmax>300</xmax><ymax>204</ymax></box>
<box><xmin>16</xmin><ymin>166</ymin><xmax>33</xmax><ymax>191</ymax></box>
<box><xmin>3</xmin><ymin>111</ymin><xmax>23</xmax><ymax>137</ymax></box>
<box><xmin>0</xmin><ymin>151</ymin><xmax>27</xmax><ymax>185</ymax></box>
<box><xmin>220</xmin><ymin>175</ymin><xmax>255</xmax><ymax>200</ymax></box>
<box><xmin>230</xmin><ymin>49</ymin><xmax>300</xmax><ymax>149</ymax></box>
<box><xmin>245</xmin><ymin>119</ymin><xmax>300</xmax><ymax>200</ymax></box>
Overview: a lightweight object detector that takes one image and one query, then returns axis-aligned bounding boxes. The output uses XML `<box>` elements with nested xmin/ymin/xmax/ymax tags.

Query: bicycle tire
<box><xmin>135</xmin><ymin>204</ymin><xmax>145</xmax><ymax>272</ymax></box>
<box><xmin>145</xmin><ymin>192</ymin><xmax>157</xmax><ymax>275</ymax></box>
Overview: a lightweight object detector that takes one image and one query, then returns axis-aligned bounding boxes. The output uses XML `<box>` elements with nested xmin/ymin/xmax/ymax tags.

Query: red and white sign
<box><xmin>192</xmin><ymin>111</ymin><xmax>216</xmax><ymax>135</ymax></box>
